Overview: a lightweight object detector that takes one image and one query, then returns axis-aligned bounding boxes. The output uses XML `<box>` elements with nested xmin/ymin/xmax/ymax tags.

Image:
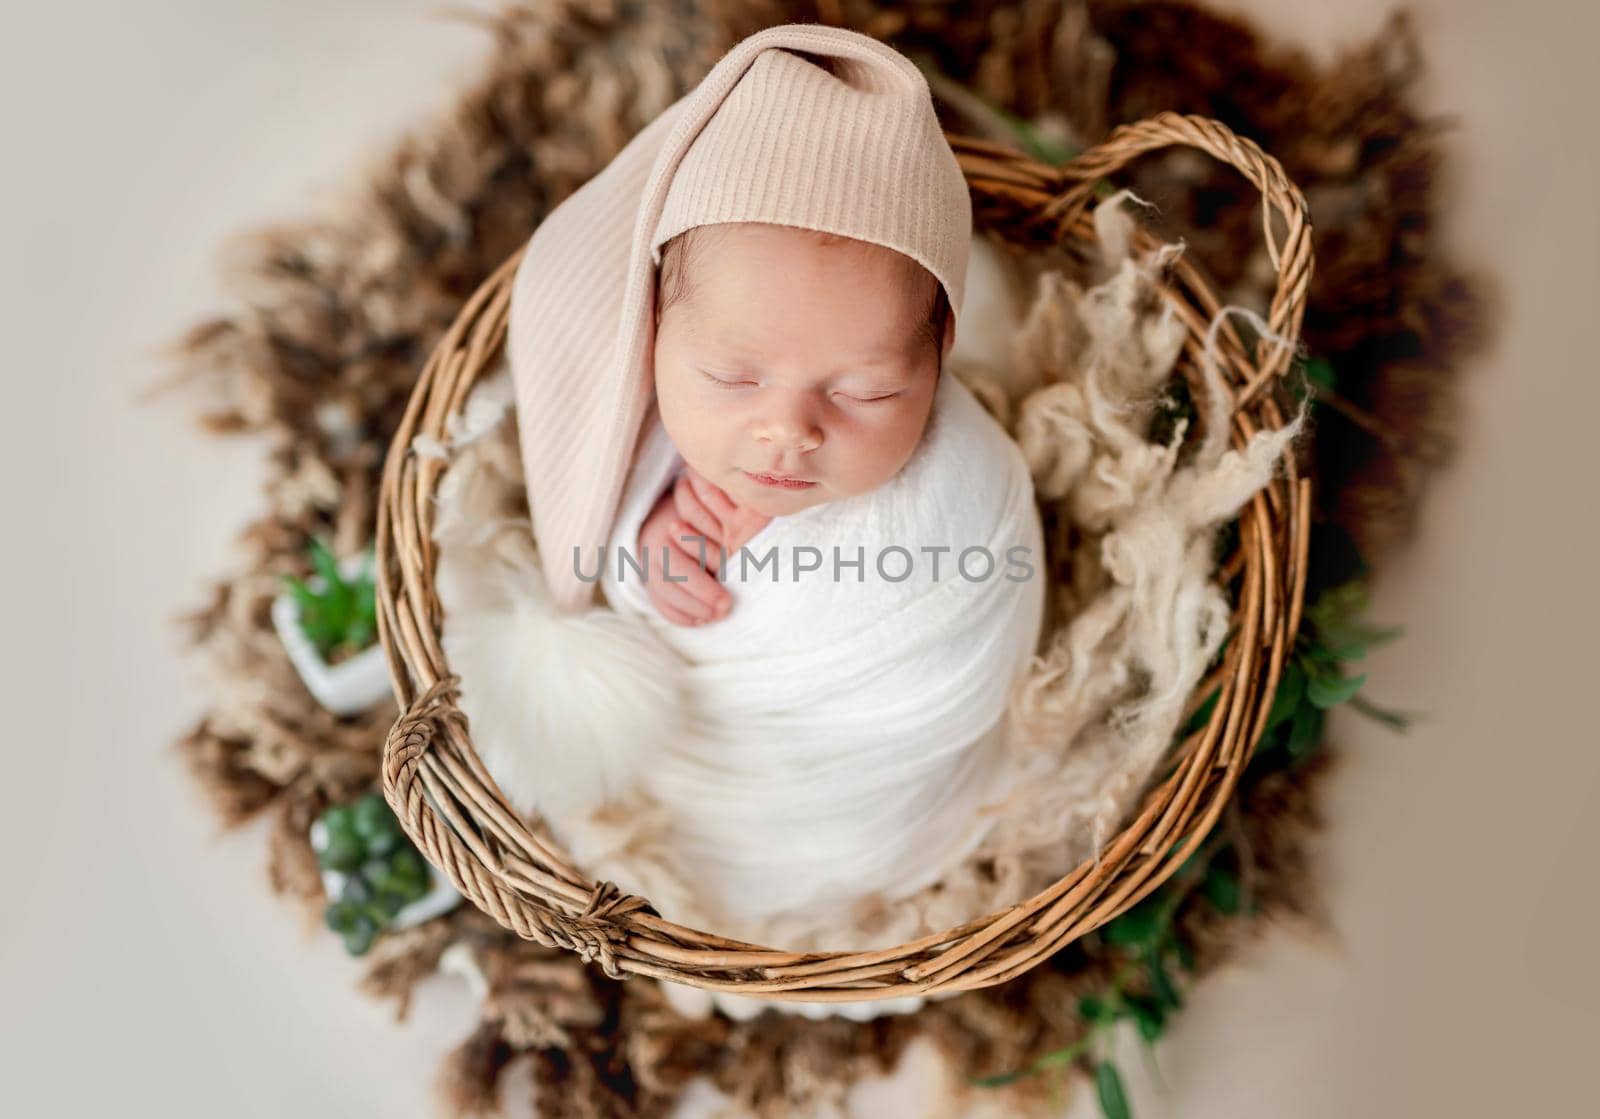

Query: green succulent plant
<box><xmin>314</xmin><ymin>791</ymin><xmax>432</xmax><ymax>956</ymax></box>
<box><xmin>281</xmin><ymin>537</ymin><xmax>378</xmax><ymax>663</ymax></box>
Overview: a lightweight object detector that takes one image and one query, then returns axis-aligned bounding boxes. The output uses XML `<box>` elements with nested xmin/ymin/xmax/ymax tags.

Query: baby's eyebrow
<box><xmin>703</xmin><ymin>335</ymin><xmax>910</xmax><ymax>369</ymax></box>
<box><xmin>841</xmin><ymin>348</ymin><xmax>912</xmax><ymax>368</ymax></box>
<box><xmin>688</xmin><ymin>312</ymin><xmax>914</xmax><ymax>370</ymax></box>
<box><xmin>707</xmin><ymin>355</ymin><xmax>912</xmax><ymax>384</ymax></box>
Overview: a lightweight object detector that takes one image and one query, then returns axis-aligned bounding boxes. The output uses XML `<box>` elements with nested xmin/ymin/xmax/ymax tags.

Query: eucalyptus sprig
<box><xmin>281</xmin><ymin>537</ymin><xmax>378</xmax><ymax>662</ymax></box>
<box><xmin>1253</xmin><ymin>577</ymin><xmax>1413</xmax><ymax>767</ymax></box>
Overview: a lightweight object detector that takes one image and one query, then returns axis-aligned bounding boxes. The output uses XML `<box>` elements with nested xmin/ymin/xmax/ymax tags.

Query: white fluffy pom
<box><xmin>441</xmin><ymin>565</ymin><xmax>688</xmax><ymax>830</ymax></box>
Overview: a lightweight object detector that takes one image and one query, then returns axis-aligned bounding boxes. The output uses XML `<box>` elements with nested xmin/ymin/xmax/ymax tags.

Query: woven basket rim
<box><xmin>374</xmin><ymin>110</ymin><xmax>1313</xmax><ymax>1003</ymax></box>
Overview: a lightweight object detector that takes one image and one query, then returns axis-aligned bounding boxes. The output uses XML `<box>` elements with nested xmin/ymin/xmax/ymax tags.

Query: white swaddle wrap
<box><xmin>596</xmin><ymin>370</ymin><xmax>1046</xmax><ymax>934</ymax></box>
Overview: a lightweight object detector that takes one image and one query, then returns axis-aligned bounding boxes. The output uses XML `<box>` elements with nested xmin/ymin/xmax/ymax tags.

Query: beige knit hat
<box><xmin>506</xmin><ymin>24</ymin><xmax>973</xmax><ymax>614</ymax></box>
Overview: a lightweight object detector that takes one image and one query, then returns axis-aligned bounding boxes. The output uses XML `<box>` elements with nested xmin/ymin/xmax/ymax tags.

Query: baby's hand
<box><xmin>638</xmin><ymin>486</ymin><xmax>732</xmax><ymax>627</ymax></box>
<box><xmin>674</xmin><ymin>467</ymin><xmax>772</xmax><ymax>573</ymax></box>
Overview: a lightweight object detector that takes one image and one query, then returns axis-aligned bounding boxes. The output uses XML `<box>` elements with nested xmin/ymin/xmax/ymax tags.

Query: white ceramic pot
<box><xmin>271</xmin><ymin>553</ymin><xmax>393</xmax><ymax>716</ymax></box>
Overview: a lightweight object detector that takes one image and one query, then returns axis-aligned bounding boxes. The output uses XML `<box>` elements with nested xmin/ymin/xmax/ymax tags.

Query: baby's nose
<box><xmin>755</xmin><ymin>408</ymin><xmax>822</xmax><ymax>452</ymax></box>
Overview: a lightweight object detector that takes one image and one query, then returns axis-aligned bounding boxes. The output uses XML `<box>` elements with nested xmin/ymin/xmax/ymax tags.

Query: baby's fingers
<box><xmin>684</xmin><ymin>469</ymin><xmax>740</xmax><ymax>525</ymax></box>
<box><xmin>672</xmin><ymin>477</ymin><xmax>723</xmax><ymax>544</ymax></box>
<box><xmin>651</xmin><ymin>572</ymin><xmax>724</xmax><ymax>625</ymax></box>
<box><xmin>663</xmin><ymin>530</ymin><xmax>731</xmax><ymax>621</ymax></box>
<box><xmin>648</xmin><ymin>587</ymin><xmax>703</xmax><ymax>627</ymax></box>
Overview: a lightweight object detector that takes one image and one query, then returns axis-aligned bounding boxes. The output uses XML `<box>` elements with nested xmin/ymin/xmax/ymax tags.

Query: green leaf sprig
<box><xmin>1252</xmin><ymin>578</ymin><xmax>1412</xmax><ymax>767</ymax></box>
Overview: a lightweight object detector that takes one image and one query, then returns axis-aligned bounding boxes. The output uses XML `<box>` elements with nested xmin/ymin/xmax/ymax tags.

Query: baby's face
<box><xmin>653</xmin><ymin>223</ymin><xmax>951</xmax><ymax>518</ymax></box>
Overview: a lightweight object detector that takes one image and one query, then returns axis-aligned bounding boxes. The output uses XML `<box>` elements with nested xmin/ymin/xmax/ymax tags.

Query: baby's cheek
<box><xmin>655</xmin><ymin>369</ymin><xmax>723</xmax><ymax>461</ymax></box>
<box><xmin>846</xmin><ymin>409</ymin><xmax>928</xmax><ymax>487</ymax></box>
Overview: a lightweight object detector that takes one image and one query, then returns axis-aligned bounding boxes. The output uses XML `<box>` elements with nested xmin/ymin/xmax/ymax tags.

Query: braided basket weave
<box><xmin>375</xmin><ymin>111</ymin><xmax>1312</xmax><ymax>1003</ymax></box>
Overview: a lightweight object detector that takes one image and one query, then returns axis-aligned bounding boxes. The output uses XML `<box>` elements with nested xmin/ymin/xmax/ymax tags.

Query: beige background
<box><xmin>2</xmin><ymin>1</ymin><xmax>1593</xmax><ymax>1115</ymax></box>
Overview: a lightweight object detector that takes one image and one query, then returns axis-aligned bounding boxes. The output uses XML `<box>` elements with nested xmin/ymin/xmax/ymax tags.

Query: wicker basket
<box><xmin>375</xmin><ymin>111</ymin><xmax>1312</xmax><ymax>1004</ymax></box>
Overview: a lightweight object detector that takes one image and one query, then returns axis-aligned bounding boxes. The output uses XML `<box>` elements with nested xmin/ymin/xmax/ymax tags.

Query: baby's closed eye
<box><xmin>700</xmin><ymin>367</ymin><xmax>902</xmax><ymax>399</ymax></box>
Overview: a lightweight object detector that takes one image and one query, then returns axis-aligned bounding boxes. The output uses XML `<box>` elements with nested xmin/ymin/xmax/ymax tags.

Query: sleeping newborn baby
<box><xmin>591</xmin><ymin>215</ymin><xmax>1045</xmax><ymax>938</ymax></box>
<box><xmin>498</xmin><ymin>25</ymin><xmax>1045</xmax><ymax>1015</ymax></box>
